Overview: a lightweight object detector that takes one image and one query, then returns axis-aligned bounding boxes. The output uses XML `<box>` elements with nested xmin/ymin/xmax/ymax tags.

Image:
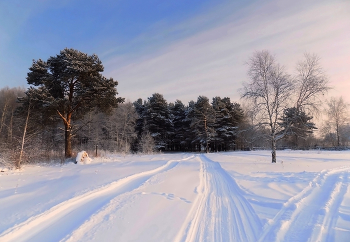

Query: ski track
<box><xmin>175</xmin><ymin>154</ymin><xmax>262</xmax><ymax>242</ymax></box>
<box><xmin>0</xmin><ymin>155</ymin><xmax>194</xmax><ymax>242</ymax></box>
<box><xmin>259</xmin><ymin>166</ymin><xmax>350</xmax><ymax>242</ymax></box>
<box><xmin>2</xmin><ymin>152</ymin><xmax>350</xmax><ymax>242</ymax></box>
<box><xmin>315</xmin><ymin>172</ymin><xmax>349</xmax><ymax>242</ymax></box>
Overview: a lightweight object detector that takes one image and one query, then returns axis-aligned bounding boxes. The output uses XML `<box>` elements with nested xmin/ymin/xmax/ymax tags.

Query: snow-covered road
<box><xmin>1</xmin><ymin>151</ymin><xmax>350</xmax><ymax>241</ymax></box>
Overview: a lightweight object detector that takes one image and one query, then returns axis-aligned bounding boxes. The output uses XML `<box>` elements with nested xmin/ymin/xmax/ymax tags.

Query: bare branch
<box><xmin>295</xmin><ymin>53</ymin><xmax>330</xmax><ymax>115</ymax></box>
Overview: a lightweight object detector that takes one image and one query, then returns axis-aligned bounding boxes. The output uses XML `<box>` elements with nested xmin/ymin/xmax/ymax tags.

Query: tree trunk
<box><xmin>0</xmin><ymin>101</ymin><xmax>8</xmax><ymax>134</ymax></box>
<box><xmin>8</xmin><ymin>110</ymin><xmax>13</xmax><ymax>143</ymax></box>
<box><xmin>57</xmin><ymin>110</ymin><xmax>74</xmax><ymax>158</ymax></box>
<box><xmin>65</xmin><ymin>122</ymin><xmax>73</xmax><ymax>158</ymax></box>
<box><xmin>17</xmin><ymin>104</ymin><xmax>30</xmax><ymax>169</ymax></box>
<box><xmin>336</xmin><ymin>123</ymin><xmax>340</xmax><ymax>147</ymax></box>
<box><xmin>204</xmin><ymin>117</ymin><xmax>209</xmax><ymax>153</ymax></box>
<box><xmin>271</xmin><ymin>139</ymin><xmax>277</xmax><ymax>163</ymax></box>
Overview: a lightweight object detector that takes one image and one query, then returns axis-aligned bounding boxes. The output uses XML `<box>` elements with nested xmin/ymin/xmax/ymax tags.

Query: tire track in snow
<box><xmin>175</xmin><ymin>154</ymin><xmax>262</xmax><ymax>242</ymax></box>
<box><xmin>0</xmin><ymin>155</ymin><xmax>194</xmax><ymax>242</ymax></box>
<box><xmin>61</xmin><ymin>155</ymin><xmax>197</xmax><ymax>242</ymax></box>
<box><xmin>313</xmin><ymin>172</ymin><xmax>349</xmax><ymax>242</ymax></box>
<box><xmin>258</xmin><ymin>166</ymin><xmax>350</xmax><ymax>242</ymax></box>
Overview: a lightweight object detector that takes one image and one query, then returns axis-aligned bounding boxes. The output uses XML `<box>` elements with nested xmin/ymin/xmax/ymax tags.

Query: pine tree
<box><xmin>167</xmin><ymin>102</ymin><xmax>175</xmax><ymax>151</ymax></box>
<box><xmin>25</xmin><ymin>48</ymin><xmax>124</xmax><ymax>158</ymax></box>
<box><xmin>133</xmin><ymin>98</ymin><xmax>147</xmax><ymax>152</ymax></box>
<box><xmin>191</xmin><ymin>96</ymin><xmax>216</xmax><ymax>153</ymax></box>
<box><xmin>212</xmin><ymin>97</ymin><xmax>244</xmax><ymax>151</ymax></box>
<box><xmin>184</xmin><ymin>100</ymin><xmax>197</xmax><ymax>151</ymax></box>
<box><xmin>228</xmin><ymin>101</ymin><xmax>244</xmax><ymax>148</ymax></box>
<box><xmin>171</xmin><ymin>100</ymin><xmax>188</xmax><ymax>151</ymax></box>
<box><xmin>143</xmin><ymin>93</ymin><xmax>172</xmax><ymax>151</ymax></box>
<box><xmin>278</xmin><ymin>107</ymin><xmax>317</xmax><ymax>148</ymax></box>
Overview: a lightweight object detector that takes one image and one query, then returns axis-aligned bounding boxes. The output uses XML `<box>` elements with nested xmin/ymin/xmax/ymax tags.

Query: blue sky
<box><xmin>0</xmin><ymin>0</ymin><xmax>349</xmax><ymax>104</ymax></box>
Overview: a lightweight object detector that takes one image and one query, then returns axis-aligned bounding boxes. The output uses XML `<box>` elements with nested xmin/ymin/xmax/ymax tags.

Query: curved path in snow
<box><xmin>0</xmin><ymin>156</ymin><xmax>194</xmax><ymax>242</ymax></box>
<box><xmin>175</xmin><ymin>154</ymin><xmax>262</xmax><ymax>242</ymax></box>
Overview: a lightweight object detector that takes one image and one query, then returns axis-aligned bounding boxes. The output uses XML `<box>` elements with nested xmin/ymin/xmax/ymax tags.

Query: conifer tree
<box><xmin>171</xmin><ymin>100</ymin><xmax>188</xmax><ymax>151</ymax></box>
<box><xmin>167</xmin><ymin>102</ymin><xmax>175</xmax><ymax>150</ymax></box>
<box><xmin>133</xmin><ymin>98</ymin><xmax>146</xmax><ymax>138</ymax></box>
<box><xmin>212</xmin><ymin>97</ymin><xmax>244</xmax><ymax>151</ymax></box>
<box><xmin>143</xmin><ymin>93</ymin><xmax>172</xmax><ymax>151</ymax></box>
<box><xmin>25</xmin><ymin>48</ymin><xmax>124</xmax><ymax>158</ymax></box>
<box><xmin>278</xmin><ymin>107</ymin><xmax>317</xmax><ymax>148</ymax></box>
<box><xmin>191</xmin><ymin>96</ymin><xmax>216</xmax><ymax>153</ymax></box>
<box><xmin>184</xmin><ymin>100</ymin><xmax>197</xmax><ymax>151</ymax></box>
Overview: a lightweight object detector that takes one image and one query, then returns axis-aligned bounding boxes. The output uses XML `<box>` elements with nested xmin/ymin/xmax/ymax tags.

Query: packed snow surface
<box><xmin>1</xmin><ymin>150</ymin><xmax>350</xmax><ymax>242</ymax></box>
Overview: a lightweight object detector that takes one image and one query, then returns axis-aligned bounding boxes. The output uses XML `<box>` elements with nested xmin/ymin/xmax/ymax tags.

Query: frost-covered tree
<box><xmin>171</xmin><ymin>100</ymin><xmax>190</xmax><ymax>151</ymax></box>
<box><xmin>324</xmin><ymin>96</ymin><xmax>349</xmax><ymax>147</ymax></box>
<box><xmin>235</xmin><ymin>101</ymin><xmax>265</xmax><ymax>150</ymax></box>
<box><xmin>242</xmin><ymin>51</ymin><xmax>293</xmax><ymax>163</ymax></box>
<box><xmin>138</xmin><ymin>131</ymin><xmax>155</xmax><ymax>154</ymax></box>
<box><xmin>15</xmin><ymin>87</ymin><xmax>61</xmax><ymax>166</ymax></box>
<box><xmin>0</xmin><ymin>87</ymin><xmax>25</xmax><ymax>145</ymax></box>
<box><xmin>191</xmin><ymin>96</ymin><xmax>216</xmax><ymax>153</ymax></box>
<box><xmin>167</xmin><ymin>102</ymin><xmax>175</xmax><ymax>150</ymax></box>
<box><xmin>294</xmin><ymin>53</ymin><xmax>329</xmax><ymax>114</ymax></box>
<box><xmin>184</xmin><ymin>100</ymin><xmax>197</xmax><ymax>151</ymax></box>
<box><xmin>241</xmin><ymin>51</ymin><xmax>329</xmax><ymax>162</ymax></box>
<box><xmin>112</xmin><ymin>102</ymin><xmax>138</xmax><ymax>153</ymax></box>
<box><xmin>25</xmin><ymin>48</ymin><xmax>124</xmax><ymax>158</ymax></box>
<box><xmin>74</xmin><ymin>102</ymin><xmax>137</xmax><ymax>153</ymax></box>
<box><xmin>212</xmin><ymin>97</ymin><xmax>244</xmax><ymax>151</ymax></box>
<box><xmin>143</xmin><ymin>93</ymin><xmax>172</xmax><ymax>151</ymax></box>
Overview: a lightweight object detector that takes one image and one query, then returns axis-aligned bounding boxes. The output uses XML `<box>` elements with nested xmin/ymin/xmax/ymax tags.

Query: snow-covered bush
<box><xmin>75</xmin><ymin>151</ymin><xmax>92</xmax><ymax>165</ymax></box>
<box><xmin>0</xmin><ymin>156</ymin><xmax>10</xmax><ymax>171</ymax></box>
<box><xmin>138</xmin><ymin>131</ymin><xmax>156</xmax><ymax>154</ymax></box>
<box><xmin>0</xmin><ymin>151</ymin><xmax>15</xmax><ymax>170</ymax></box>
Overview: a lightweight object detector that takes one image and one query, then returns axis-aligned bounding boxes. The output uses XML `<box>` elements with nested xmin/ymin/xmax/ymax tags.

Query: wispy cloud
<box><xmin>105</xmin><ymin>0</ymin><xmax>350</xmax><ymax>104</ymax></box>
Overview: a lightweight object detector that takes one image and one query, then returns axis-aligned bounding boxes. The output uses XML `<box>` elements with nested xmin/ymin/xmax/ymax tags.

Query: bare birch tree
<box><xmin>0</xmin><ymin>87</ymin><xmax>25</xmax><ymax>144</ymax></box>
<box><xmin>138</xmin><ymin>131</ymin><xmax>155</xmax><ymax>154</ymax></box>
<box><xmin>113</xmin><ymin>102</ymin><xmax>138</xmax><ymax>153</ymax></box>
<box><xmin>242</xmin><ymin>50</ymin><xmax>293</xmax><ymax>163</ymax></box>
<box><xmin>241</xmin><ymin>51</ymin><xmax>330</xmax><ymax>162</ymax></box>
<box><xmin>237</xmin><ymin>101</ymin><xmax>268</xmax><ymax>150</ymax></box>
<box><xmin>17</xmin><ymin>100</ymin><xmax>31</xmax><ymax>169</ymax></box>
<box><xmin>324</xmin><ymin>96</ymin><xmax>349</xmax><ymax>147</ymax></box>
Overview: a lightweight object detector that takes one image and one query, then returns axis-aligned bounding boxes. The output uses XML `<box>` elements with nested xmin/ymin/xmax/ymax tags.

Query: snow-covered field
<box><xmin>1</xmin><ymin>150</ymin><xmax>350</xmax><ymax>242</ymax></box>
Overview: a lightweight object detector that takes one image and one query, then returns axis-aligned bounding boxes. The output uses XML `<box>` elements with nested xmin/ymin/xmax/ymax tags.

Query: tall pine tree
<box><xmin>191</xmin><ymin>96</ymin><xmax>216</xmax><ymax>153</ymax></box>
<box><xmin>212</xmin><ymin>97</ymin><xmax>244</xmax><ymax>151</ymax></box>
<box><xmin>143</xmin><ymin>93</ymin><xmax>172</xmax><ymax>151</ymax></box>
<box><xmin>25</xmin><ymin>48</ymin><xmax>124</xmax><ymax>157</ymax></box>
<box><xmin>171</xmin><ymin>100</ymin><xmax>188</xmax><ymax>151</ymax></box>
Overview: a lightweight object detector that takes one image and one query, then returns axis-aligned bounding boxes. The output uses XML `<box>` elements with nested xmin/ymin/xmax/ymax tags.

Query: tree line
<box><xmin>132</xmin><ymin>94</ymin><xmax>244</xmax><ymax>153</ymax></box>
<box><xmin>1</xmin><ymin>86</ymin><xmax>348</xmax><ymax>166</ymax></box>
<box><xmin>0</xmin><ymin>48</ymin><xmax>349</xmax><ymax>167</ymax></box>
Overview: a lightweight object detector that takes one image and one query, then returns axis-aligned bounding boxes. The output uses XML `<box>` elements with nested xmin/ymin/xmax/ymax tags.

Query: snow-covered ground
<box><xmin>1</xmin><ymin>150</ymin><xmax>350</xmax><ymax>242</ymax></box>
